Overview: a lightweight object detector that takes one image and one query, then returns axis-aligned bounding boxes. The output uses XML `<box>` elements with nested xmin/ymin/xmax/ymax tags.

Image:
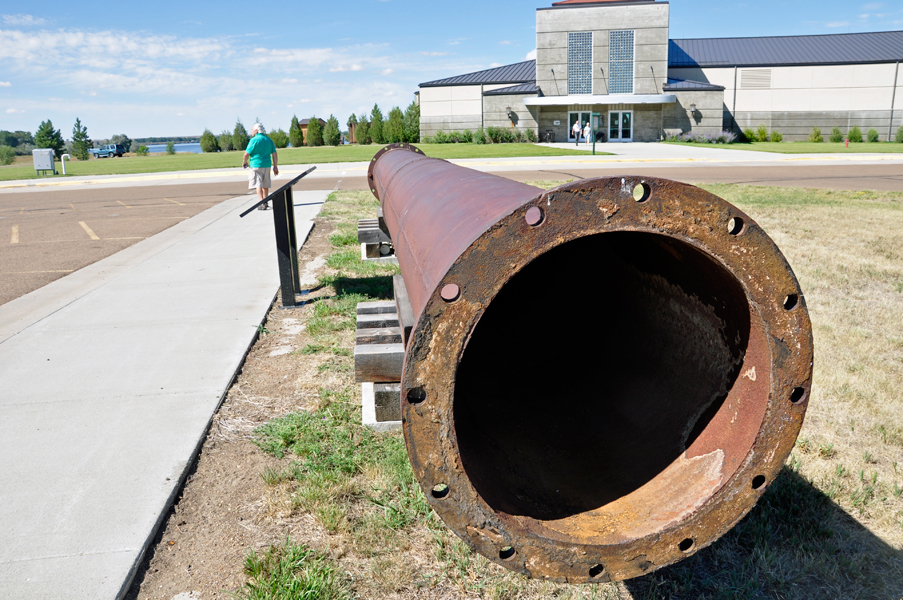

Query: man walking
<box><xmin>242</xmin><ymin>123</ymin><xmax>279</xmax><ymax>210</ymax></box>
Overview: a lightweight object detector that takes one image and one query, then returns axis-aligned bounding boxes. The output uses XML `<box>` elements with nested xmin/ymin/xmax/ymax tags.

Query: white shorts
<box><xmin>248</xmin><ymin>167</ymin><xmax>272</xmax><ymax>189</ymax></box>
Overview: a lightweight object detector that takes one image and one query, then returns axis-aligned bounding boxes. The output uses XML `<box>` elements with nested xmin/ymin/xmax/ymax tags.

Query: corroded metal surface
<box><xmin>368</xmin><ymin>144</ymin><xmax>813</xmax><ymax>583</ymax></box>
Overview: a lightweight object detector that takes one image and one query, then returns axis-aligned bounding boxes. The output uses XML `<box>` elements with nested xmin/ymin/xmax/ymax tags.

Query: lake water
<box><xmin>146</xmin><ymin>143</ymin><xmax>202</xmax><ymax>154</ymax></box>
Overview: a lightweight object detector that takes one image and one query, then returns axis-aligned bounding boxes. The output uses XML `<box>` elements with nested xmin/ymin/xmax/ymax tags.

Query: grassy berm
<box><xmin>139</xmin><ymin>184</ymin><xmax>903</xmax><ymax>600</ymax></box>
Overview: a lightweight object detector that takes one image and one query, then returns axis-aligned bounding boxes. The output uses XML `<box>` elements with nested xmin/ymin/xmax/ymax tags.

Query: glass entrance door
<box><xmin>569</xmin><ymin>111</ymin><xmax>591</xmax><ymax>142</ymax></box>
<box><xmin>608</xmin><ymin>110</ymin><xmax>633</xmax><ymax>142</ymax></box>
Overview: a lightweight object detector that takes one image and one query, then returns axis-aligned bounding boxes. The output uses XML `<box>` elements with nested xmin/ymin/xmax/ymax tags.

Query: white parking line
<box><xmin>78</xmin><ymin>221</ymin><xmax>100</xmax><ymax>241</ymax></box>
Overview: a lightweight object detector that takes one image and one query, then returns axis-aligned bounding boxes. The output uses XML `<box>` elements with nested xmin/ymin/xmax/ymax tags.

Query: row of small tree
<box><xmin>197</xmin><ymin>101</ymin><xmax>421</xmax><ymax>153</ymax></box>
<box><xmin>350</xmin><ymin>102</ymin><xmax>420</xmax><ymax>145</ymax></box>
<box><xmin>199</xmin><ymin>115</ymin><xmax>344</xmax><ymax>153</ymax></box>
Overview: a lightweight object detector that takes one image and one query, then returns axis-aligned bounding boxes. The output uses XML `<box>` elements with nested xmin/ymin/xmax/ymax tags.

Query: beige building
<box><xmin>419</xmin><ymin>0</ymin><xmax>903</xmax><ymax>142</ymax></box>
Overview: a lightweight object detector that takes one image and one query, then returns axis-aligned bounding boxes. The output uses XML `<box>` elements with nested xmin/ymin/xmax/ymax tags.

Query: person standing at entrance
<box><xmin>583</xmin><ymin>121</ymin><xmax>592</xmax><ymax>146</ymax></box>
<box><xmin>243</xmin><ymin>123</ymin><xmax>279</xmax><ymax>210</ymax></box>
<box><xmin>572</xmin><ymin>120</ymin><xmax>581</xmax><ymax>145</ymax></box>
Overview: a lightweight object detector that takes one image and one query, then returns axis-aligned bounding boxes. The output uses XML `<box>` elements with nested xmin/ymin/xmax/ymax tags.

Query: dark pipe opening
<box><xmin>454</xmin><ymin>232</ymin><xmax>751</xmax><ymax>521</ymax></box>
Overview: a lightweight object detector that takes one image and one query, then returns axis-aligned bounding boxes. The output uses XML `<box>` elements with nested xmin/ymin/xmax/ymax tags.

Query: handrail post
<box><xmin>239</xmin><ymin>165</ymin><xmax>317</xmax><ymax>308</ymax></box>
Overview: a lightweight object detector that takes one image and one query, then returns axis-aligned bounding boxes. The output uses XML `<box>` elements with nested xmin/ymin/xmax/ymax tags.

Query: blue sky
<box><xmin>1</xmin><ymin>1</ymin><xmax>900</xmax><ymax>139</ymax></box>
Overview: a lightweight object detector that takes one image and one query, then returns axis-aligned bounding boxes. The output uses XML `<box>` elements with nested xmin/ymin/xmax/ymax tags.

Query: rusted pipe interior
<box><xmin>454</xmin><ymin>231</ymin><xmax>753</xmax><ymax>540</ymax></box>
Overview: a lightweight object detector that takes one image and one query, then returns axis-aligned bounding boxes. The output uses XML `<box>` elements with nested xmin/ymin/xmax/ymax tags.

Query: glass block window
<box><xmin>567</xmin><ymin>32</ymin><xmax>593</xmax><ymax>95</ymax></box>
<box><xmin>609</xmin><ymin>30</ymin><xmax>634</xmax><ymax>94</ymax></box>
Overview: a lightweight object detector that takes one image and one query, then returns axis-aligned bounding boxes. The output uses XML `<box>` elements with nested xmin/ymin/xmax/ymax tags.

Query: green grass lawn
<box><xmin>0</xmin><ymin>143</ymin><xmax>599</xmax><ymax>182</ymax></box>
<box><xmin>664</xmin><ymin>140</ymin><xmax>903</xmax><ymax>154</ymax></box>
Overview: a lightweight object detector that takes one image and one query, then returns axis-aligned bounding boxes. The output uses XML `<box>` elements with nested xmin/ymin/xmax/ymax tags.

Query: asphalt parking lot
<box><xmin>0</xmin><ymin>181</ymin><xmax>248</xmax><ymax>306</ymax></box>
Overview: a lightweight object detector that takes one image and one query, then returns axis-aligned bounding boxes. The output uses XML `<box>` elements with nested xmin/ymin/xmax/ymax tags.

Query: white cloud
<box><xmin>499</xmin><ymin>40</ymin><xmax>512</xmax><ymax>45</ymax></box>
<box><xmin>1</xmin><ymin>14</ymin><xmax>46</xmax><ymax>26</ymax></box>
<box><xmin>826</xmin><ymin>21</ymin><xmax>849</xmax><ymax>27</ymax></box>
<box><xmin>329</xmin><ymin>64</ymin><xmax>363</xmax><ymax>72</ymax></box>
<box><xmin>489</xmin><ymin>62</ymin><xmax>503</xmax><ymax>68</ymax></box>
<box><xmin>861</xmin><ymin>2</ymin><xmax>883</xmax><ymax>9</ymax></box>
<box><xmin>525</xmin><ymin>49</ymin><xmax>537</xmax><ymax>60</ymax></box>
<box><xmin>0</xmin><ymin>26</ymin><xmax>474</xmax><ymax>136</ymax></box>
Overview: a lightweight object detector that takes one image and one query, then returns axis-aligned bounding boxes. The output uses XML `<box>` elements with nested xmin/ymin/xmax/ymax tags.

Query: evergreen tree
<box><xmin>324</xmin><ymin>115</ymin><xmax>341</xmax><ymax>146</ymax></box>
<box><xmin>403</xmin><ymin>101</ymin><xmax>420</xmax><ymax>143</ymax></box>
<box><xmin>71</xmin><ymin>118</ymin><xmax>91</xmax><ymax>161</ymax></box>
<box><xmin>270</xmin><ymin>128</ymin><xmax>289</xmax><ymax>148</ymax></box>
<box><xmin>233</xmin><ymin>119</ymin><xmax>249</xmax><ymax>151</ymax></box>
<box><xmin>357</xmin><ymin>116</ymin><xmax>371</xmax><ymax>145</ymax></box>
<box><xmin>346</xmin><ymin>114</ymin><xmax>358</xmax><ymax>143</ymax></box>
<box><xmin>369</xmin><ymin>104</ymin><xmax>384</xmax><ymax>144</ymax></box>
<box><xmin>289</xmin><ymin>115</ymin><xmax>304</xmax><ymax>148</ymax></box>
<box><xmin>200</xmin><ymin>128</ymin><xmax>220</xmax><ymax>152</ymax></box>
<box><xmin>219</xmin><ymin>130</ymin><xmax>234</xmax><ymax>152</ymax></box>
<box><xmin>306</xmin><ymin>117</ymin><xmax>324</xmax><ymax>147</ymax></box>
<box><xmin>35</xmin><ymin>120</ymin><xmax>65</xmax><ymax>156</ymax></box>
<box><xmin>385</xmin><ymin>106</ymin><xmax>404</xmax><ymax>143</ymax></box>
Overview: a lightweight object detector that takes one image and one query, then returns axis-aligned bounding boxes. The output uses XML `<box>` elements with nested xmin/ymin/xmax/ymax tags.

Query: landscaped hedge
<box><xmin>665</xmin><ymin>130</ymin><xmax>738</xmax><ymax>144</ymax></box>
<box><xmin>424</xmin><ymin>127</ymin><xmax>537</xmax><ymax>144</ymax></box>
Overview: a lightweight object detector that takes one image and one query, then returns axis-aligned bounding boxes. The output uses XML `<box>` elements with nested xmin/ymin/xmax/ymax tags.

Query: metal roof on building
<box><xmin>483</xmin><ymin>82</ymin><xmax>542</xmax><ymax>96</ymax></box>
<box><xmin>420</xmin><ymin>60</ymin><xmax>536</xmax><ymax>87</ymax></box>
<box><xmin>670</xmin><ymin>30</ymin><xmax>903</xmax><ymax>68</ymax></box>
<box><xmin>662</xmin><ymin>78</ymin><xmax>724</xmax><ymax>91</ymax></box>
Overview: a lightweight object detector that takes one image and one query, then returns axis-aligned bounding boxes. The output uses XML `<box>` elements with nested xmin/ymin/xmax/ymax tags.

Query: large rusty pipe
<box><xmin>367</xmin><ymin>144</ymin><xmax>813</xmax><ymax>583</ymax></box>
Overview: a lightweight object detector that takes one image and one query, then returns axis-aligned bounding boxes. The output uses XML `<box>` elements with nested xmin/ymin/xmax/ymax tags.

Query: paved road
<box><xmin>289</xmin><ymin>163</ymin><xmax>903</xmax><ymax>193</ymax></box>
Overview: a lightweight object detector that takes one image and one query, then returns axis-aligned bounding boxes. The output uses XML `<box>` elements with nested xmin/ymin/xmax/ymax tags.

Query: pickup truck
<box><xmin>92</xmin><ymin>144</ymin><xmax>126</xmax><ymax>158</ymax></box>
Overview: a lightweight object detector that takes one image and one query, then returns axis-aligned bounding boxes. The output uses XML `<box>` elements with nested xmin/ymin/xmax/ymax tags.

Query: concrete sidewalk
<box><xmin>0</xmin><ymin>190</ymin><xmax>326</xmax><ymax>599</ymax></box>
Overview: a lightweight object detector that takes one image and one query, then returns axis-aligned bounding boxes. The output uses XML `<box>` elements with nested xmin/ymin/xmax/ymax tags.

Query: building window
<box><xmin>568</xmin><ymin>32</ymin><xmax>593</xmax><ymax>95</ymax></box>
<box><xmin>609</xmin><ymin>30</ymin><xmax>634</xmax><ymax>94</ymax></box>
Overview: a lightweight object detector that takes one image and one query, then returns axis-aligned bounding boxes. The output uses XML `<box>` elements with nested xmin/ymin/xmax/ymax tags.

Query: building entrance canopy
<box><xmin>524</xmin><ymin>94</ymin><xmax>677</xmax><ymax>106</ymax></box>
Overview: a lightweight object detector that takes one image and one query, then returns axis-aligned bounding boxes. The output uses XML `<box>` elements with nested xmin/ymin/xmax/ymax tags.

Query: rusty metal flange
<box><xmin>370</xmin><ymin>145</ymin><xmax>813</xmax><ymax>583</ymax></box>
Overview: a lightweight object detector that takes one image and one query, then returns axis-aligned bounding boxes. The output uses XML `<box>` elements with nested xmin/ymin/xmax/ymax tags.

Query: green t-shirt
<box><xmin>246</xmin><ymin>133</ymin><xmax>276</xmax><ymax>168</ymax></box>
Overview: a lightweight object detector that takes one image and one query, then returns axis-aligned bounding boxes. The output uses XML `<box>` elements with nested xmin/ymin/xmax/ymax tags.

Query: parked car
<box><xmin>93</xmin><ymin>144</ymin><xmax>126</xmax><ymax>158</ymax></box>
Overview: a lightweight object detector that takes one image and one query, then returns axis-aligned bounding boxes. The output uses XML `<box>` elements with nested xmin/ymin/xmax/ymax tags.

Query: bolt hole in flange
<box><xmin>431</xmin><ymin>483</ymin><xmax>450</xmax><ymax>499</ymax></box>
<box><xmin>783</xmin><ymin>294</ymin><xmax>799</xmax><ymax>310</ymax></box>
<box><xmin>790</xmin><ymin>386</ymin><xmax>807</xmax><ymax>405</ymax></box>
<box><xmin>589</xmin><ymin>564</ymin><xmax>606</xmax><ymax>579</ymax></box>
<box><xmin>525</xmin><ymin>206</ymin><xmax>544</xmax><ymax>227</ymax></box>
<box><xmin>751</xmin><ymin>475</ymin><xmax>767</xmax><ymax>490</ymax></box>
<box><xmin>633</xmin><ymin>182</ymin><xmax>651</xmax><ymax>202</ymax></box>
<box><xmin>407</xmin><ymin>387</ymin><xmax>427</xmax><ymax>404</ymax></box>
<box><xmin>440</xmin><ymin>283</ymin><xmax>460</xmax><ymax>302</ymax></box>
<box><xmin>678</xmin><ymin>538</ymin><xmax>694</xmax><ymax>553</ymax></box>
<box><xmin>499</xmin><ymin>546</ymin><xmax>516</xmax><ymax>561</ymax></box>
<box><xmin>727</xmin><ymin>217</ymin><xmax>744</xmax><ymax>235</ymax></box>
